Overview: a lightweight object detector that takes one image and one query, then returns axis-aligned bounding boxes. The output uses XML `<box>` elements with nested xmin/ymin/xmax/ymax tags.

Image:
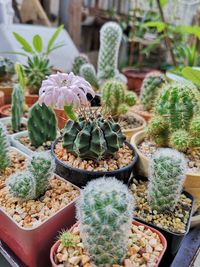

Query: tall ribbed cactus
<box><xmin>148</xmin><ymin>148</ymin><xmax>187</xmax><ymax>212</ymax></box>
<box><xmin>72</xmin><ymin>54</ymin><xmax>89</xmax><ymax>75</ymax></box>
<box><xmin>63</xmin><ymin>113</ymin><xmax>125</xmax><ymax>160</ymax></box>
<box><xmin>140</xmin><ymin>71</ymin><xmax>167</xmax><ymax>111</ymax></box>
<box><xmin>97</xmin><ymin>22</ymin><xmax>122</xmax><ymax>83</ymax></box>
<box><xmin>27</xmin><ymin>102</ymin><xmax>57</xmax><ymax>147</ymax></box>
<box><xmin>11</xmin><ymin>84</ymin><xmax>24</xmax><ymax>132</ymax></box>
<box><xmin>147</xmin><ymin>83</ymin><xmax>200</xmax><ymax>151</ymax></box>
<box><xmin>0</xmin><ymin>122</ymin><xmax>10</xmax><ymax>171</ymax></box>
<box><xmin>80</xmin><ymin>63</ymin><xmax>99</xmax><ymax>89</ymax></box>
<box><xmin>76</xmin><ymin>177</ymin><xmax>134</xmax><ymax>266</ymax></box>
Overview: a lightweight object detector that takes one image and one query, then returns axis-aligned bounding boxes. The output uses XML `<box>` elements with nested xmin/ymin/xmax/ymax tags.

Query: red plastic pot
<box><xmin>54</xmin><ymin>108</ymin><xmax>68</xmax><ymax>129</ymax></box>
<box><xmin>0</xmin><ymin>175</ymin><xmax>80</xmax><ymax>267</ymax></box>
<box><xmin>25</xmin><ymin>93</ymin><xmax>39</xmax><ymax>107</ymax></box>
<box><xmin>0</xmin><ymin>104</ymin><xmax>11</xmax><ymax>117</ymax></box>
<box><xmin>0</xmin><ymin>91</ymin><xmax>5</xmax><ymax>107</ymax></box>
<box><xmin>50</xmin><ymin>220</ymin><xmax>167</xmax><ymax>267</ymax></box>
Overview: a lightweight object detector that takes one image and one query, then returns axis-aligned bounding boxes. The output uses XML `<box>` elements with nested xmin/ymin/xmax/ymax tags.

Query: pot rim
<box><xmin>122</xmin><ymin>112</ymin><xmax>147</xmax><ymax>133</ymax></box>
<box><xmin>0</xmin><ymin>104</ymin><xmax>11</xmax><ymax>112</ymax></box>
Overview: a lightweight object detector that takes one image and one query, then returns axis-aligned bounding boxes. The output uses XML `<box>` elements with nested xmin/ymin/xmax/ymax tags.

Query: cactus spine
<box><xmin>0</xmin><ymin>122</ymin><xmax>10</xmax><ymax>171</ymax></box>
<box><xmin>27</xmin><ymin>102</ymin><xmax>57</xmax><ymax>147</ymax></box>
<box><xmin>11</xmin><ymin>84</ymin><xmax>24</xmax><ymax>132</ymax></box>
<box><xmin>76</xmin><ymin>177</ymin><xmax>134</xmax><ymax>266</ymax></box>
<box><xmin>148</xmin><ymin>148</ymin><xmax>187</xmax><ymax>212</ymax></box>
<box><xmin>80</xmin><ymin>63</ymin><xmax>99</xmax><ymax>89</ymax></box>
<box><xmin>72</xmin><ymin>54</ymin><xmax>89</xmax><ymax>75</ymax></box>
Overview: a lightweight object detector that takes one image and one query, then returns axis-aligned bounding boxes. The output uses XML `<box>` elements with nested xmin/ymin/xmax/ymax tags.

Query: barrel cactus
<box><xmin>147</xmin><ymin>83</ymin><xmax>200</xmax><ymax>151</ymax></box>
<box><xmin>148</xmin><ymin>148</ymin><xmax>187</xmax><ymax>212</ymax></box>
<box><xmin>0</xmin><ymin>57</ymin><xmax>14</xmax><ymax>80</ymax></box>
<box><xmin>72</xmin><ymin>54</ymin><xmax>89</xmax><ymax>75</ymax></box>
<box><xmin>63</xmin><ymin>113</ymin><xmax>125</xmax><ymax>160</ymax></box>
<box><xmin>80</xmin><ymin>63</ymin><xmax>99</xmax><ymax>89</ymax></box>
<box><xmin>0</xmin><ymin>122</ymin><xmax>10</xmax><ymax>171</ymax></box>
<box><xmin>27</xmin><ymin>102</ymin><xmax>57</xmax><ymax>147</ymax></box>
<box><xmin>140</xmin><ymin>71</ymin><xmax>167</xmax><ymax>111</ymax></box>
<box><xmin>76</xmin><ymin>177</ymin><xmax>134</xmax><ymax>266</ymax></box>
<box><xmin>11</xmin><ymin>84</ymin><xmax>24</xmax><ymax>132</ymax></box>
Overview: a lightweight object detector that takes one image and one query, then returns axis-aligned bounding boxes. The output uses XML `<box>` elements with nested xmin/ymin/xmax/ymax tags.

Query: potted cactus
<box><xmin>0</xmin><ymin>152</ymin><xmax>80</xmax><ymax>267</ymax></box>
<box><xmin>50</xmin><ymin>177</ymin><xmax>167</xmax><ymax>267</ymax></box>
<box><xmin>130</xmin><ymin>148</ymin><xmax>194</xmax><ymax>255</ymax></box>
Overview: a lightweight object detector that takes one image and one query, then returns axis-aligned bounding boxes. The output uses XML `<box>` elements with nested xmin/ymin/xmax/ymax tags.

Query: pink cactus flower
<box><xmin>39</xmin><ymin>72</ymin><xmax>95</xmax><ymax>109</ymax></box>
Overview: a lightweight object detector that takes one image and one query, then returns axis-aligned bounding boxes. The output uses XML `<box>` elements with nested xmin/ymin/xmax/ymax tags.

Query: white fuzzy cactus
<box><xmin>0</xmin><ymin>122</ymin><xmax>10</xmax><ymax>171</ymax></box>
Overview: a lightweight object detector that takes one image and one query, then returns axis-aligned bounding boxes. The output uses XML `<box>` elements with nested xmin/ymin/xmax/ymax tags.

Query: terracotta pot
<box><xmin>0</xmin><ymin>175</ymin><xmax>80</xmax><ymax>267</ymax></box>
<box><xmin>50</xmin><ymin>221</ymin><xmax>167</xmax><ymax>267</ymax></box>
<box><xmin>0</xmin><ymin>104</ymin><xmax>11</xmax><ymax>117</ymax></box>
<box><xmin>130</xmin><ymin>104</ymin><xmax>152</xmax><ymax>122</ymax></box>
<box><xmin>131</xmin><ymin>130</ymin><xmax>200</xmax><ymax>226</ymax></box>
<box><xmin>54</xmin><ymin>108</ymin><xmax>68</xmax><ymax>129</ymax></box>
<box><xmin>0</xmin><ymin>91</ymin><xmax>5</xmax><ymax>107</ymax></box>
<box><xmin>122</xmin><ymin>67</ymin><xmax>157</xmax><ymax>95</ymax></box>
<box><xmin>0</xmin><ymin>82</ymin><xmax>13</xmax><ymax>104</ymax></box>
<box><xmin>25</xmin><ymin>93</ymin><xmax>39</xmax><ymax>107</ymax></box>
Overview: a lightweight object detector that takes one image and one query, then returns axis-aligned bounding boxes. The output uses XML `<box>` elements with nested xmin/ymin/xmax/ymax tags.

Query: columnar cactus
<box><xmin>0</xmin><ymin>122</ymin><xmax>10</xmax><ymax>171</ymax></box>
<box><xmin>0</xmin><ymin>57</ymin><xmax>14</xmax><ymax>80</ymax></box>
<box><xmin>148</xmin><ymin>148</ymin><xmax>187</xmax><ymax>212</ymax></box>
<box><xmin>147</xmin><ymin>83</ymin><xmax>200</xmax><ymax>151</ymax></box>
<box><xmin>63</xmin><ymin>113</ymin><xmax>125</xmax><ymax>160</ymax></box>
<box><xmin>27</xmin><ymin>102</ymin><xmax>57</xmax><ymax>147</ymax></box>
<box><xmin>140</xmin><ymin>71</ymin><xmax>167</xmax><ymax>111</ymax></box>
<box><xmin>11</xmin><ymin>84</ymin><xmax>24</xmax><ymax>132</ymax></box>
<box><xmin>80</xmin><ymin>63</ymin><xmax>99</xmax><ymax>89</ymax></box>
<box><xmin>72</xmin><ymin>54</ymin><xmax>89</xmax><ymax>75</ymax></box>
<box><xmin>76</xmin><ymin>177</ymin><xmax>134</xmax><ymax>266</ymax></box>
<box><xmin>102</xmin><ymin>79</ymin><xmax>137</xmax><ymax>118</ymax></box>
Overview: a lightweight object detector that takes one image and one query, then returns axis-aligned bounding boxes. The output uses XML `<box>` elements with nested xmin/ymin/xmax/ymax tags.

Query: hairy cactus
<box><xmin>0</xmin><ymin>57</ymin><xmax>14</xmax><ymax>80</ymax></box>
<box><xmin>27</xmin><ymin>102</ymin><xmax>57</xmax><ymax>147</ymax></box>
<box><xmin>148</xmin><ymin>148</ymin><xmax>187</xmax><ymax>212</ymax></box>
<box><xmin>148</xmin><ymin>83</ymin><xmax>200</xmax><ymax>151</ymax></box>
<box><xmin>63</xmin><ymin>113</ymin><xmax>125</xmax><ymax>160</ymax></box>
<box><xmin>11</xmin><ymin>84</ymin><xmax>24</xmax><ymax>132</ymax></box>
<box><xmin>72</xmin><ymin>54</ymin><xmax>89</xmax><ymax>75</ymax></box>
<box><xmin>60</xmin><ymin>232</ymin><xmax>79</xmax><ymax>248</ymax></box>
<box><xmin>76</xmin><ymin>177</ymin><xmax>134</xmax><ymax>266</ymax></box>
<box><xmin>140</xmin><ymin>71</ymin><xmax>167</xmax><ymax>111</ymax></box>
<box><xmin>0</xmin><ymin>122</ymin><xmax>10</xmax><ymax>171</ymax></box>
<box><xmin>80</xmin><ymin>63</ymin><xmax>99</xmax><ymax>89</ymax></box>
<box><xmin>102</xmin><ymin>80</ymin><xmax>137</xmax><ymax>118</ymax></box>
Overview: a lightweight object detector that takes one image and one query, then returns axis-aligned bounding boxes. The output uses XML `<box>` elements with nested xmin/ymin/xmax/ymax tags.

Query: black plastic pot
<box><xmin>87</xmin><ymin>93</ymin><xmax>101</xmax><ymax>107</ymax></box>
<box><xmin>51</xmin><ymin>138</ymin><xmax>138</xmax><ymax>187</ymax></box>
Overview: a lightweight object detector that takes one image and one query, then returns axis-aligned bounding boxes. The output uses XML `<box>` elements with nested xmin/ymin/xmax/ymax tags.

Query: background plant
<box><xmin>0</xmin><ymin>57</ymin><xmax>14</xmax><ymax>81</ymax></box>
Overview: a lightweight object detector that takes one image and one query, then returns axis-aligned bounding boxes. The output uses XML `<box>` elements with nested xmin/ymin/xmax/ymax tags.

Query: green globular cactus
<box><xmin>11</xmin><ymin>84</ymin><xmax>24</xmax><ymax>132</ymax></box>
<box><xmin>60</xmin><ymin>232</ymin><xmax>79</xmax><ymax>248</ymax></box>
<box><xmin>0</xmin><ymin>57</ymin><xmax>14</xmax><ymax>80</ymax></box>
<box><xmin>0</xmin><ymin>122</ymin><xmax>10</xmax><ymax>171</ymax></box>
<box><xmin>140</xmin><ymin>71</ymin><xmax>166</xmax><ymax>111</ymax></box>
<box><xmin>27</xmin><ymin>102</ymin><xmax>57</xmax><ymax>147</ymax></box>
<box><xmin>80</xmin><ymin>63</ymin><xmax>99</xmax><ymax>89</ymax></box>
<box><xmin>72</xmin><ymin>54</ymin><xmax>89</xmax><ymax>75</ymax></box>
<box><xmin>63</xmin><ymin>114</ymin><xmax>125</xmax><ymax>161</ymax></box>
<box><xmin>102</xmin><ymin>80</ymin><xmax>137</xmax><ymax>118</ymax></box>
<box><xmin>169</xmin><ymin>130</ymin><xmax>191</xmax><ymax>152</ymax></box>
<box><xmin>76</xmin><ymin>177</ymin><xmax>134</xmax><ymax>266</ymax></box>
<box><xmin>97</xmin><ymin>22</ymin><xmax>122</xmax><ymax>83</ymax></box>
<box><xmin>148</xmin><ymin>148</ymin><xmax>187</xmax><ymax>212</ymax></box>
<box><xmin>190</xmin><ymin>116</ymin><xmax>200</xmax><ymax>136</ymax></box>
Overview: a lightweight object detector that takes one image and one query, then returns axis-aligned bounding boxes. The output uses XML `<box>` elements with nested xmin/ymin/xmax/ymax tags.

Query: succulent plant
<box><xmin>76</xmin><ymin>177</ymin><xmax>134</xmax><ymax>266</ymax></box>
<box><xmin>140</xmin><ymin>71</ymin><xmax>167</xmax><ymax>111</ymax></box>
<box><xmin>80</xmin><ymin>63</ymin><xmax>99</xmax><ymax>89</ymax></box>
<box><xmin>63</xmin><ymin>113</ymin><xmax>125</xmax><ymax>161</ymax></box>
<box><xmin>0</xmin><ymin>57</ymin><xmax>14</xmax><ymax>80</ymax></box>
<box><xmin>60</xmin><ymin>232</ymin><xmax>79</xmax><ymax>248</ymax></box>
<box><xmin>148</xmin><ymin>148</ymin><xmax>187</xmax><ymax>212</ymax></box>
<box><xmin>0</xmin><ymin>122</ymin><xmax>10</xmax><ymax>171</ymax></box>
<box><xmin>27</xmin><ymin>102</ymin><xmax>57</xmax><ymax>147</ymax></box>
<box><xmin>147</xmin><ymin>83</ymin><xmax>200</xmax><ymax>151</ymax></box>
<box><xmin>102</xmin><ymin>79</ymin><xmax>137</xmax><ymax>118</ymax></box>
<box><xmin>24</xmin><ymin>55</ymin><xmax>51</xmax><ymax>95</ymax></box>
<box><xmin>72</xmin><ymin>54</ymin><xmax>89</xmax><ymax>75</ymax></box>
<box><xmin>11</xmin><ymin>84</ymin><xmax>24</xmax><ymax>132</ymax></box>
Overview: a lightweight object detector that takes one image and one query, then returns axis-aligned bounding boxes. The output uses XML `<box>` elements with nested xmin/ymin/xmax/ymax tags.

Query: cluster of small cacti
<box><xmin>101</xmin><ymin>79</ymin><xmax>137</xmax><ymax>118</ymax></box>
<box><xmin>63</xmin><ymin>113</ymin><xmax>125</xmax><ymax>160</ymax></box>
<box><xmin>0</xmin><ymin>122</ymin><xmax>10</xmax><ymax>171</ymax></box>
<box><xmin>71</xmin><ymin>54</ymin><xmax>89</xmax><ymax>75</ymax></box>
<box><xmin>7</xmin><ymin>152</ymin><xmax>54</xmax><ymax>200</ymax></box>
<box><xmin>148</xmin><ymin>148</ymin><xmax>187</xmax><ymax>212</ymax></box>
<box><xmin>76</xmin><ymin>177</ymin><xmax>134</xmax><ymax>266</ymax></box>
<box><xmin>27</xmin><ymin>102</ymin><xmax>57</xmax><ymax>147</ymax></box>
<box><xmin>140</xmin><ymin>71</ymin><xmax>167</xmax><ymax>111</ymax></box>
<box><xmin>0</xmin><ymin>57</ymin><xmax>14</xmax><ymax>80</ymax></box>
<box><xmin>147</xmin><ymin>82</ymin><xmax>200</xmax><ymax>151</ymax></box>
<box><xmin>11</xmin><ymin>84</ymin><xmax>24</xmax><ymax>132</ymax></box>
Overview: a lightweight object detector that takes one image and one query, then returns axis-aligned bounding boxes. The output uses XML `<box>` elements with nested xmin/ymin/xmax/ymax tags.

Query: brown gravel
<box><xmin>55</xmin><ymin>143</ymin><xmax>134</xmax><ymax>172</ymax></box>
<box><xmin>0</xmin><ymin>176</ymin><xmax>79</xmax><ymax>228</ymax></box>
<box><xmin>119</xmin><ymin>114</ymin><xmax>143</xmax><ymax>130</ymax></box>
<box><xmin>138</xmin><ymin>138</ymin><xmax>200</xmax><ymax>173</ymax></box>
<box><xmin>130</xmin><ymin>179</ymin><xmax>192</xmax><ymax>234</ymax></box>
<box><xmin>54</xmin><ymin>223</ymin><xmax>164</xmax><ymax>267</ymax></box>
<box><xmin>6</xmin><ymin>123</ymin><xmax>27</xmax><ymax>134</ymax></box>
<box><xmin>17</xmin><ymin>135</ymin><xmax>52</xmax><ymax>152</ymax></box>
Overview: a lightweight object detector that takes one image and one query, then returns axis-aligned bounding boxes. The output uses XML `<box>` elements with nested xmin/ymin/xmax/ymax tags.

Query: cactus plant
<box><xmin>147</xmin><ymin>83</ymin><xmax>200</xmax><ymax>151</ymax></box>
<box><xmin>102</xmin><ymin>80</ymin><xmax>137</xmax><ymax>118</ymax></box>
<box><xmin>11</xmin><ymin>84</ymin><xmax>24</xmax><ymax>132</ymax></box>
<box><xmin>60</xmin><ymin>232</ymin><xmax>79</xmax><ymax>248</ymax></box>
<box><xmin>76</xmin><ymin>177</ymin><xmax>134</xmax><ymax>266</ymax></box>
<box><xmin>27</xmin><ymin>102</ymin><xmax>57</xmax><ymax>147</ymax></box>
<box><xmin>63</xmin><ymin>113</ymin><xmax>125</xmax><ymax>161</ymax></box>
<box><xmin>140</xmin><ymin>71</ymin><xmax>167</xmax><ymax>111</ymax></box>
<box><xmin>72</xmin><ymin>54</ymin><xmax>89</xmax><ymax>75</ymax></box>
<box><xmin>148</xmin><ymin>148</ymin><xmax>187</xmax><ymax>212</ymax></box>
<box><xmin>0</xmin><ymin>57</ymin><xmax>14</xmax><ymax>80</ymax></box>
<box><xmin>80</xmin><ymin>63</ymin><xmax>99</xmax><ymax>89</ymax></box>
<box><xmin>0</xmin><ymin>122</ymin><xmax>10</xmax><ymax>171</ymax></box>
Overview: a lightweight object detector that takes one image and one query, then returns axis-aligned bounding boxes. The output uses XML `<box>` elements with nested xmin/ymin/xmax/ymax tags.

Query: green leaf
<box><xmin>47</xmin><ymin>25</ymin><xmax>64</xmax><ymax>54</ymax></box>
<box><xmin>0</xmin><ymin>51</ymin><xmax>28</xmax><ymax>57</ymax></box>
<box><xmin>15</xmin><ymin>63</ymin><xmax>26</xmax><ymax>89</ymax></box>
<box><xmin>13</xmin><ymin>32</ymin><xmax>33</xmax><ymax>53</ymax></box>
<box><xmin>64</xmin><ymin>105</ymin><xmax>77</xmax><ymax>121</ymax></box>
<box><xmin>144</xmin><ymin>21</ymin><xmax>167</xmax><ymax>32</ymax></box>
<box><xmin>182</xmin><ymin>67</ymin><xmax>200</xmax><ymax>87</ymax></box>
<box><xmin>33</xmin><ymin>35</ymin><xmax>42</xmax><ymax>53</ymax></box>
<box><xmin>160</xmin><ymin>0</ymin><xmax>168</xmax><ymax>7</ymax></box>
<box><xmin>176</xmin><ymin>25</ymin><xmax>200</xmax><ymax>39</ymax></box>
<box><xmin>47</xmin><ymin>43</ymin><xmax>66</xmax><ymax>53</ymax></box>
